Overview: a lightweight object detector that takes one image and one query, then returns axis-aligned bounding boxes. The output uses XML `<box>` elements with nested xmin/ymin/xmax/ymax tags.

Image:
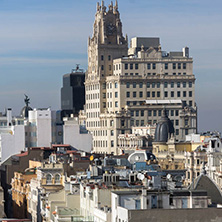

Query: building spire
<box><xmin>115</xmin><ymin>0</ymin><xmax>118</xmax><ymax>9</ymax></box>
<box><xmin>97</xmin><ymin>2</ymin><xmax>100</xmax><ymax>11</ymax></box>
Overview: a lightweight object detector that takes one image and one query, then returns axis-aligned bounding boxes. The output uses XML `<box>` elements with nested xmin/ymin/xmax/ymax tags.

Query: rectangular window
<box><xmin>158</xmin><ymin>110</ymin><xmax>161</xmax><ymax>116</ymax></box>
<box><xmin>131</xmin><ymin>111</ymin><xmax>134</xmax><ymax>116</ymax></box>
<box><xmin>164</xmin><ymin>91</ymin><xmax>168</xmax><ymax>97</ymax></box>
<box><xmin>183</xmin><ymin>63</ymin><xmax>186</xmax><ymax>69</ymax></box>
<box><xmin>164</xmin><ymin>82</ymin><xmax>168</xmax><ymax>88</ymax></box>
<box><xmin>125</xmin><ymin>63</ymin><xmax>128</xmax><ymax>70</ymax></box>
<box><xmin>101</xmin><ymin>65</ymin><xmax>104</xmax><ymax>71</ymax></box>
<box><xmin>126</xmin><ymin>82</ymin><xmax>130</xmax><ymax>88</ymax></box>
<box><xmin>189</xmin><ymin>91</ymin><xmax>192</xmax><ymax>97</ymax></box>
<box><xmin>115</xmin><ymin>82</ymin><xmax>118</xmax><ymax>88</ymax></box>
<box><xmin>136</xmin><ymin>120</ymin><xmax>139</xmax><ymax>126</ymax></box>
<box><xmin>147</xmin><ymin>63</ymin><xmax>151</xmax><ymax>69</ymax></box>
<box><xmin>133</xmin><ymin>92</ymin><xmax>137</xmax><ymax>97</ymax></box>
<box><xmin>152</xmin><ymin>92</ymin><xmax>155</xmax><ymax>97</ymax></box>
<box><xmin>183</xmin><ymin>91</ymin><xmax>187</xmax><ymax>97</ymax></box>
<box><xmin>126</xmin><ymin>92</ymin><xmax>130</xmax><ymax>97</ymax></box>
<box><xmin>178</xmin><ymin>63</ymin><xmax>181</xmax><ymax>69</ymax></box>
<box><xmin>147</xmin><ymin>92</ymin><xmax>150</xmax><ymax>97</ymax></box>
<box><xmin>183</xmin><ymin>82</ymin><xmax>186</xmax><ymax>88</ymax></box>
<box><xmin>125</xmin><ymin>73</ymin><xmax>128</xmax><ymax>75</ymax></box>
<box><xmin>171</xmin><ymin>82</ymin><xmax>174</xmax><ymax>88</ymax></box>
<box><xmin>173</xmin><ymin>63</ymin><xmax>176</xmax><ymax>69</ymax></box>
<box><xmin>103</xmin><ymin>93</ymin><xmax>106</xmax><ymax>98</ymax></box>
<box><xmin>148</xmin><ymin>110</ymin><xmax>152</xmax><ymax>116</ymax></box>
<box><xmin>176</xmin><ymin>129</ymin><xmax>179</xmax><ymax>135</ymax></box>
<box><xmin>171</xmin><ymin>91</ymin><xmax>174</xmax><ymax>97</ymax></box>
<box><xmin>133</xmin><ymin>82</ymin><xmax>136</xmax><ymax>88</ymax></box>
<box><xmin>152</xmin><ymin>63</ymin><xmax>156</xmax><ymax>69</ymax></box>
<box><xmin>136</xmin><ymin>110</ymin><xmax>139</xmax><ymax>116</ymax></box>
<box><xmin>115</xmin><ymin>92</ymin><xmax>118</xmax><ymax>98</ymax></box>
<box><xmin>157</xmin><ymin>82</ymin><xmax>160</xmax><ymax>88</ymax></box>
<box><xmin>139</xmin><ymin>92</ymin><xmax>143</xmax><ymax>98</ymax></box>
<box><xmin>152</xmin><ymin>83</ymin><xmax>155</xmax><ymax>88</ymax></box>
<box><xmin>183</xmin><ymin>72</ymin><xmax>186</xmax><ymax>75</ymax></box>
<box><xmin>135</xmin><ymin>64</ymin><xmax>139</xmax><ymax>69</ymax></box>
<box><xmin>108</xmin><ymin>55</ymin><xmax>111</xmax><ymax>60</ymax></box>
<box><xmin>189</xmin><ymin>82</ymin><xmax>192</xmax><ymax>87</ymax></box>
<box><xmin>157</xmin><ymin>91</ymin><xmax>160</xmax><ymax>97</ymax></box>
<box><xmin>189</xmin><ymin>101</ymin><xmax>192</xmax><ymax>106</ymax></box>
<box><xmin>176</xmin><ymin>110</ymin><xmax>179</xmax><ymax>116</ymax></box>
<box><xmin>165</xmin><ymin>63</ymin><xmax>168</xmax><ymax>69</ymax></box>
<box><xmin>135</xmin><ymin>73</ymin><xmax>138</xmax><ymax>76</ymax></box>
<box><xmin>130</xmin><ymin>63</ymin><xmax>133</xmax><ymax>69</ymax></box>
<box><xmin>147</xmin><ymin>82</ymin><xmax>150</xmax><ymax>88</ymax></box>
<box><xmin>115</xmin><ymin>101</ymin><xmax>118</xmax><ymax>107</ymax></box>
<box><xmin>141</xmin><ymin>110</ymin><xmax>144</xmax><ymax>116</ymax></box>
<box><xmin>153</xmin><ymin>110</ymin><xmax>157</xmax><ymax>116</ymax></box>
<box><xmin>171</xmin><ymin>110</ymin><xmax>174</xmax><ymax>116</ymax></box>
<box><xmin>177</xmin><ymin>82</ymin><xmax>180</xmax><ymax>88</ymax></box>
<box><xmin>176</xmin><ymin>120</ymin><xmax>179</xmax><ymax>125</ymax></box>
<box><xmin>173</xmin><ymin>73</ymin><xmax>176</xmax><ymax>75</ymax></box>
<box><xmin>139</xmin><ymin>82</ymin><xmax>143</xmax><ymax>88</ymax></box>
<box><xmin>141</xmin><ymin>120</ymin><xmax>144</xmax><ymax>126</ymax></box>
<box><xmin>109</xmin><ymin>65</ymin><xmax>111</xmax><ymax>70</ymax></box>
<box><xmin>101</xmin><ymin>55</ymin><xmax>104</xmax><ymax>61</ymax></box>
<box><xmin>177</xmin><ymin>91</ymin><xmax>181</xmax><ymax>97</ymax></box>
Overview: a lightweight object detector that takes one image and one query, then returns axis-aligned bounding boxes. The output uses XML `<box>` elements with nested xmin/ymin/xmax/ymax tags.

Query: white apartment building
<box><xmin>0</xmin><ymin>108</ymin><xmax>25</xmax><ymax>163</ymax></box>
<box><xmin>25</xmin><ymin>108</ymin><xmax>60</xmax><ymax>148</ymax></box>
<box><xmin>63</xmin><ymin>115</ymin><xmax>92</xmax><ymax>152</ymax></box>
<box><xmin>84</xmin><ymin>1</ymin><xmax>197</xmax><ymax>154</ymax></box>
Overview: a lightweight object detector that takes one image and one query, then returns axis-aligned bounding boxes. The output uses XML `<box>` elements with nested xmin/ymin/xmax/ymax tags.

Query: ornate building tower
<box><xmin>85</xmin><ymin>1</ymin><xmax>131</xmax><ymax>154</ymax></box>
<box><xmin>84</xmin><ymin>1</ymin><xmax>197</xmax><ymax>154</ymax></box>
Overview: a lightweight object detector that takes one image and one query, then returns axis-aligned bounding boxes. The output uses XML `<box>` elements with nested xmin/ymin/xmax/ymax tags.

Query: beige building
<box><xmin>84</xmin><ymin>1</ymin><xmax>197</xmax><ymax>154</ymax></box>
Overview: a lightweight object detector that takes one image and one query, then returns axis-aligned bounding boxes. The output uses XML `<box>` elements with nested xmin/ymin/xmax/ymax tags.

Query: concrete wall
<box><xmin>0</xmin><ymin>125</ymin><xmax>25</xmax><ymax>163</ymax></box>
<box><xmin>63</xmin><ymin>123</ymin><xmax>92</xmax><ymax>152</ymax></box>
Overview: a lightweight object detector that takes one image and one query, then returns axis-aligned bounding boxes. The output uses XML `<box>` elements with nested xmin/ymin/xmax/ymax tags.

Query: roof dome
<box><xmin>128</xmin><ymin>150</ymin><xmax>156</xmax><ymax>164</ymax></box>
<box><xmin>20</xmin><ymin>106</ymin><xmax>32</xmax><ymax>118</ymax></box>
<box><xmin>20</xmin><ymin>94</ymin><xmax>32</xmax><ymax>118</ymax></box>
<box><xmin>155</xmin><ymin>109</ymin><xmax>174</xmax><ymax>142</ymax></box>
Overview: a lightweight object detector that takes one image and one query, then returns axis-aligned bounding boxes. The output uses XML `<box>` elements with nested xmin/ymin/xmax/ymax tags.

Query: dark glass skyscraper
<box><xmin>61</xmin><ymin>65</ymin><xmax>85</xmax><ymax>118</ymax></box>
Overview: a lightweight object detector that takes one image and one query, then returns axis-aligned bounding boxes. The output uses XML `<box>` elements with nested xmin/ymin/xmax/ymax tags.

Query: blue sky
<box><xmin>0</xmin><ymin>0</ymin><xmax>222</xmax><ymax>132</ymax></box>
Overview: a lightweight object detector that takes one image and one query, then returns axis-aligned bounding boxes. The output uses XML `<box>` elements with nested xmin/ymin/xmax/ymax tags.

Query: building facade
<box><xmin>84</xmin><ymin>1</ymin><xmax>197</xmax><ymax>154</ymax></box>
<box><xmin>61</xmin><ymin>65</ymin><xmax>85</xmax><ymax>118</ymax></box>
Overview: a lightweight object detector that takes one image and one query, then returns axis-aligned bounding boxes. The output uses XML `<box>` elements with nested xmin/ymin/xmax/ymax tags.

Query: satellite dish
<box><xmin>167</xmin><ymin>174</ymin><xmax>171</xmax><ymax>180</ymax></box>
<box><xmin>137</xmin><ymin>173</ymin><xmax>145</xmax><ymax>181</ymax></box>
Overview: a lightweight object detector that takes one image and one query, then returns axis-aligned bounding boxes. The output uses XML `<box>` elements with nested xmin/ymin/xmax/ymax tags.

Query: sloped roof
<box><xmin>190</xmin><ymin>174</ymin><xmax>222</xmax><ymax>204</ymax></box>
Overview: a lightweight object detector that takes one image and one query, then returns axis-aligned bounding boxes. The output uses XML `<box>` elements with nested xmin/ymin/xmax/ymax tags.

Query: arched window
<box><xmin>55</xmin><ymin>174</ymin><xmax>61</xmax><ymax>184</ymax></box>
<box><xmin>46</xmin><ymin>174</ymin><xmax>52</xmax><ymax>184</ymax></box>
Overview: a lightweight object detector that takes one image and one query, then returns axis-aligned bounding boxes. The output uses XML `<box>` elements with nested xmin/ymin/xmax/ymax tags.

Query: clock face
<box><xmin>106</xmin><ymin>23</ymin><xmax>116</xmax><ymax>35</ymax></box>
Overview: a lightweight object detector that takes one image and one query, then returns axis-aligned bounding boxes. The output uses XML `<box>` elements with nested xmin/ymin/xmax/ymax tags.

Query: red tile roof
<box><xmin>16</xmin><ymin>151</ymin><xmax>28</xmax><ymax>157</ymax></box>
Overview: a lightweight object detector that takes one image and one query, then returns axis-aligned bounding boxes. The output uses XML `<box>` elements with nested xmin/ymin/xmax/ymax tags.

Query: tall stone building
<box><xmin>84</xmin><ymin>1</ymin><xmax>197</xmax><ymax>154</ymax></box>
